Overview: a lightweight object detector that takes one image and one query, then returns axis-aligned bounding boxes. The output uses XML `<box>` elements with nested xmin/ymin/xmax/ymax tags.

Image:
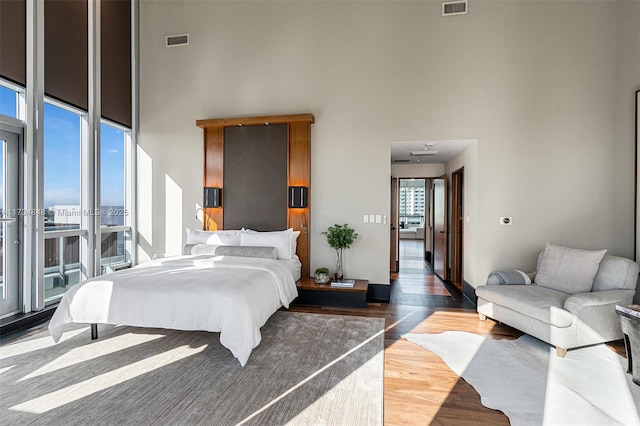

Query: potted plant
<box><xmin>314</xmin><ymin>267</ymin><xmax>330</xmax><ymax>284</ymax></box>
<box><xmin>321</xmin><ymin>224</ymin><xmax>358</xmax><ymax>281</ymax></box>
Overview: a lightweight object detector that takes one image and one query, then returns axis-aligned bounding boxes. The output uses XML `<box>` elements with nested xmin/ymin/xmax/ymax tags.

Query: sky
<box><xmin>0</xmin><ymin>86</ymin><xmax>125</xmax><ymax>210</ymax></box>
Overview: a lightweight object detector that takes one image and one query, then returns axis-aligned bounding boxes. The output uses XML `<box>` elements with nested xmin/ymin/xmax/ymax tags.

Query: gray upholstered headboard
<box><xmin>223</xmin><ymin>124</ymin><xmax>288</xmax><ymax>231</ymax></box>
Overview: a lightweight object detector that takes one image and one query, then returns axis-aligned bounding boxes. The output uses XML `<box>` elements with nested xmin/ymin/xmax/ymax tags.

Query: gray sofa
<box><xmin>476</xmin><ymin>244</ymin><xmax>639</xmax><ymax>357</ymax></box>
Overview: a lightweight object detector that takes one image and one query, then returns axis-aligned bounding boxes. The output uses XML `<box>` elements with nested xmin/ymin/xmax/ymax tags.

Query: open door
<box><xmin>432</xmin><ymin>175</ymin><xmax>448</xmax><ymax>281</ymax></box>
<box><xmin>390</xmin><ymin>177</ymin><xmax>399</xmax><ymax>272</ymax></box>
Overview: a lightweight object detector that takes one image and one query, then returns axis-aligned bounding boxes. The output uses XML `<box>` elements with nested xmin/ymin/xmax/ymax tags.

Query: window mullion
<box><xmin>25</xmin><ymin>0</ymin><xmax>45</xmax><ymax>312</ymax></box>
<box><xmin>84</xmin><ymin>0</ymin><xmax>101</xmax><ymax>279</ymax></box>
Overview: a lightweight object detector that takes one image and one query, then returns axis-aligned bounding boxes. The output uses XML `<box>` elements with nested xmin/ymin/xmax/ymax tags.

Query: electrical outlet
<box><xmin>499</xmin><ymin>216</ymin><xmax>512</xmax><ymax>226</ymax></box>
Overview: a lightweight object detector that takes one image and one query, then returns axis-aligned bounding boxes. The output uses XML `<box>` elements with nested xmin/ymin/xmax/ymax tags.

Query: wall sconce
<box><xmin>288</xmin><ymin>186</ymin><xmax>307</xmax><ymax>208</ymax></box>
<box><xmin>203</xmin><ymin>187</ymin><xmax>221</xmax><ymax>208</ymax></box>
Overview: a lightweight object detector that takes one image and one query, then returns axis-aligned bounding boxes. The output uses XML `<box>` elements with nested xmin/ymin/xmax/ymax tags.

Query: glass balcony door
<box><xmin>0</xmin><ymin>129</ymin><xmax>22</xmax><ymax>318</ymax></box>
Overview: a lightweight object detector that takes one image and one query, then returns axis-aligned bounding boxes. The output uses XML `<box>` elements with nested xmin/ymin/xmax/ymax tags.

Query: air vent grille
<box><xmin>166</xmin><ymin>33</ymin><xmax>189</xmax><ymax>47</ymax></box>
<box><xmin>394</xmin><ymin>159</ymin><xmax>411</xmax><ymax>163</ymax></box>
<box><xmin>442</xmin><ymin>0</ymin><xmax>468</xmax><ymax>16</ymax></box>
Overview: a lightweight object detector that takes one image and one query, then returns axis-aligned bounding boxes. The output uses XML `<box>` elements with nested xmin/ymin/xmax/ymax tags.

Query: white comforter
<box><xmin>48</xmin><ymin>254</ymin><xmax>298</xmax><ymax>366</ymax></box>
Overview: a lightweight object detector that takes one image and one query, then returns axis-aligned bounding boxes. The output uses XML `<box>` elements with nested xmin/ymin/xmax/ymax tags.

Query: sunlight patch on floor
<box><xmin>0</xmin><ymin>365</ymin><xmax>15</xmax><ymax>375</ymax></box>
<box><xmin>236</xmin><ymin>329</ymin><xmax>385</xmax><ymax>425</ymax></box>
<box><xmin>289</xmin><ymin>353</ymin><xmax>383</xmax><ymax>424</ymax></box>
<box><xmin>9</xmin><ymin>344</ymin><xmax>207</xmax><ymax>414</ymax></box>
<box><xmin>19</xmin><ymin>332</ymin><xmax>165</xmax><ymax>381</ymax></box>
<box><xmin>543</xmin><ymin>345</ymin><xmax>640</xmax><ymax>424</ymax></box>
<box><xmin>0</xmin><ymin>327</ymin><xmax>88</xmax><ymax>361</ymax></box>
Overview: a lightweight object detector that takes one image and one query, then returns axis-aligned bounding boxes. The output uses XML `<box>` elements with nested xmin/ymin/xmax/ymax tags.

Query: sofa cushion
<box><xmin>476</xmin><ymin>284</ymin><xmax>573</xmax><ymax>328</ymax></box>
<box><xmin>535</xmin><ymin>243</ymin><xmax>606</xmax><ymax>294</ymax></box>
<box><xmin>591</xmin><ymin>255</ymin><xmax>640</xmax><ymax>292</ymax></box>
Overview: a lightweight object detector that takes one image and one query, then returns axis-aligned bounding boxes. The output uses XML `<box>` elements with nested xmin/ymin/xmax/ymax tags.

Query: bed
<box><xmin>48</xmin><ymin>229</ymin><xmax>301</xmax><ymax>366</ymax></box>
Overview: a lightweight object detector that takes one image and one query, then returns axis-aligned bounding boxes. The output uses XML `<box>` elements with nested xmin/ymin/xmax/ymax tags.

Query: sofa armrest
<box><xmin>564</xmin><ymin>289</ymin><xmax>635</xmax><ymax>341</ymax></box>
<box><xmin>564</xmin><ymin>289</ymin><xmax>635</xmax><ymax>314</ymax></box>
<box><xmin>486</xmin><ymin>270</ymin><xmax>533</xmax><ymax>285</ymax></box>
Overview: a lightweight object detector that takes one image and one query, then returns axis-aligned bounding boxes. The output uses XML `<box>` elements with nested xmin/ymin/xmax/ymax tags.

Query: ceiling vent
<box><xmin>442</xmin><ymin>0</ymin><xmax>468</xmax><ymax>16</ymax></box>
<box><xmin>410</xmin><ymin>150</ymin><xmax>439</xmax><ymax>157</ymax></box>
<box><xmin>166</xmin><ymin>33</ymin><xmax>189</xmax><ymax>47</ymax></box>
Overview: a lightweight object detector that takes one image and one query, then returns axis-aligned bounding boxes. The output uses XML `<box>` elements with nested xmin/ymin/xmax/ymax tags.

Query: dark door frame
<box><xmin>451</xmin><ymin>167</ymin><xmax>464</xmax><ymax>288</ymax></box>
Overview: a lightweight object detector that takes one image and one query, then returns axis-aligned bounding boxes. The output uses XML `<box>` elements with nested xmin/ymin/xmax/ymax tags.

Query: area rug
<box><xmin>404</xmin><ymin>331</ymin><xmax>640</xmax><ymax>426</ymax></box>
<box><xmin>1</xmin><ymin>312</ymin><xmax>384</xmax><ymax>426</ymax></box>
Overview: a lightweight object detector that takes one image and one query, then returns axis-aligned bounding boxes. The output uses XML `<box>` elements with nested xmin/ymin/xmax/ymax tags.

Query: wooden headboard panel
<box><xmin>196</xmin><ymin>114</ymin><xmax>314</xmax><ymax>278</ymax></box>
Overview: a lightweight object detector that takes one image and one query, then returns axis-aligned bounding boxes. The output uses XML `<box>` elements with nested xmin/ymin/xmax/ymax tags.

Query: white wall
<box><xmin>615</xmin><ymin>0</ymin><xmax>640</xmax><ymax>259</ymax></box>
<box><xmin>138</xmin><ymin>0</ymin><xmax>631</xmax><ymax>286</ymax></box>
<box><xmin>391</xmin><ymin>163</ymin><xmax>444</xmax><ymax>178</ymax></box>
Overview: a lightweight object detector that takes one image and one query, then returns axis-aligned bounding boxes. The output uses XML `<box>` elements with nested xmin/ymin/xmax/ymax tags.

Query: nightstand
<box><xmin>294</xmin><ymin>277</ymin><xmax>369</xmax><ymax>308</ymax></box>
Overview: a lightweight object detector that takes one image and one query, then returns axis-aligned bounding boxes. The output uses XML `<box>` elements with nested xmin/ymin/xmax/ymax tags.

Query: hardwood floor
<box><xmin>291</xmin><ymin>240</ymin><xmax>627</xmax><ymax>425</ymax></box>
<box><xmin>289</xmin><ymin>302</ymin><xmax>517</xmax><ymax>425</ymax></box>
<box><xmin>292</xmin><ymin>240</ymin><xmax>516</xmax><ymax>424</ymax></box>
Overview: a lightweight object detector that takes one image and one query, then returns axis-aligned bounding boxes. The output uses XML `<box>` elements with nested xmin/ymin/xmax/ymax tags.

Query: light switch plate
<box><xmin>363</xmin><ymin>215</ymin><xmax>369</xmax><ymax>223</ymax></box>
<box><xmin>375</xmin><ymin>214</ymin><xmax>382</xmax><ymax>223</ymax></box>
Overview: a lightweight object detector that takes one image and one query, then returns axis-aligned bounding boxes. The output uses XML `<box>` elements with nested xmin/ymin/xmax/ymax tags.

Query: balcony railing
<box><xmin>44</xmin><ymin>225</ymin><xmax>131</xmax><ymax>301</ymax></box>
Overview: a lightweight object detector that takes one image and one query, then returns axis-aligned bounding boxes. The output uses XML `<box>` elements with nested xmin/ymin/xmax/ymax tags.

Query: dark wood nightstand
<box><xmin>294</xmin><ymin>277</ymin><xmax>369</xmax><ymax>308</ymax></box>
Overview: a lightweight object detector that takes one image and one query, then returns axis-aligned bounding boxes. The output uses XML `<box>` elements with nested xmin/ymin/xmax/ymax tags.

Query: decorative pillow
<box><xmin>186</xmin><ymin>228</ymin><xmax>241</xmax><ymax>245</ymax></box>
<box><xmin>240</xmin><ymin>228</ymin><xmax>294</xmax><ymax>259</ymax></box>
<box><xmin>183</xmin><ymin>244</ymin><xmax>220</xmax><ymax>255</ymax></box>
<box><xmin>215</xmin><ymin>245</ymin><xmax>278</xmax><ymax>259</ymax></box>
<box><xmin>535</xmin><ymin>243</ymin><xmax>607</xmax><ymax>294</ymax></box>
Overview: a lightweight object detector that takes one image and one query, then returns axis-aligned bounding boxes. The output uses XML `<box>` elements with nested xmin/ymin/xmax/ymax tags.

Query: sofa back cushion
<box><xmin>592</xmin><ymin>255</ymin><xmax>640</xmax><ymax>292</ymax></box>
<box><xmin>535</xmin><ymin>243</ymin><xmax>606</xmax><ymax>294</ymax></box>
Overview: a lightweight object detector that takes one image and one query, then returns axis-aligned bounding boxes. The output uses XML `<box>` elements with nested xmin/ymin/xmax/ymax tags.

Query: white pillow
<box><xmin>535</xmin><ymin>243</ymin><xmax>607</xmax><ymax>294</ymax></box>
<box><xmin>291</xmin><ymin>230</ymin><xmax>300</xmax><ymax>259</ymax></box>
<box><xmin>241</xmin><ymin>228</ymin><xmax>294</xmax><ymax>259</ymax></box>
<box><xmin>185</xmin><ymin>228</ymin><xmax>241</xmax><ymax>245</ymax></box>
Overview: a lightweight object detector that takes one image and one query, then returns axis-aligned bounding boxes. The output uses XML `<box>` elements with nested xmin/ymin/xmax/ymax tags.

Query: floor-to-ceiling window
<box><xmin>99</xmin><ymin>121</ymin><xmax>132</xmax><ymax>273</ymax></box>
<box><xmin>0</xmin><ymin>0</ymin><xmax>136</xmax><ymax>316</ymax></box>
<box><xmin>42</xmin><ymin>101</ymin><xmax>84</xmax><ymax>300</ymax></box>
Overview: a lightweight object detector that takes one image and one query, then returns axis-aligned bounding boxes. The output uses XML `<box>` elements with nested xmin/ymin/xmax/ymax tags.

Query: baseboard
<box><xmin>367</xmin><ymin>283</ymin><xmax>390</xmax><ymax>302</ymax></box>
<box><xmin>462</xmin><ymin>280</ymin><xmax>477</xmax><ymax>306</ymax></box>
<box><xmin>0</xmin><ymin>305</ymin><xmax>57</xmax><ymax>341</ymax></box>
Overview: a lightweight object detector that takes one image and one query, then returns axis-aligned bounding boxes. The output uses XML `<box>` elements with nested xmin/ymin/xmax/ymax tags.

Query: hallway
<box><xmin>390</xmin><ymin>240</ymin><xmax>473</xmax><ymax>308</ymax></box>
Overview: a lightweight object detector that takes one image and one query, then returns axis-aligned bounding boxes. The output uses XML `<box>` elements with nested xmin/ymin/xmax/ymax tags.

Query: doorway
<box><xmin>0</xmin><ymin>129</ymin><xmax>22</xmax><ymax>318</ymax></box>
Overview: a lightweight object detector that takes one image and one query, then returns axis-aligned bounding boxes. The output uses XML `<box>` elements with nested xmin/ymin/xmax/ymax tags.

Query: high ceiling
<box><xmin>391</xmin><ymin>139</ymin><xmax>475</xmax><ymax>164</ymax></box>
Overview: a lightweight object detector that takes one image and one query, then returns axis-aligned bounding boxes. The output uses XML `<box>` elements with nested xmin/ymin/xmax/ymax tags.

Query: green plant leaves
<box><xmin>321</xmin><ymin>224</ymin><xmax>358</xmax><ymax>250</ymax></box>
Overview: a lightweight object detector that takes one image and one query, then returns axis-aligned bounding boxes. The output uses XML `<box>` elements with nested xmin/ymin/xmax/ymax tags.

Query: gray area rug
<box><xmin>1</xmin><ymin>312</ymin><xmax>384</xmax><ymax>425</ymax></box>
<box><xmin>404</xmin><ymin>331</ymin><xmax>640</xmax><ymax>426</ymax></box>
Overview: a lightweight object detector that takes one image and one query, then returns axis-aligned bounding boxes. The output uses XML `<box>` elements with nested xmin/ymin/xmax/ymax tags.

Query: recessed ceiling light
<box><xmin>411</xmin><ymin>150</ymin><xmax>439</xmax><ymax>156</ymax></box>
